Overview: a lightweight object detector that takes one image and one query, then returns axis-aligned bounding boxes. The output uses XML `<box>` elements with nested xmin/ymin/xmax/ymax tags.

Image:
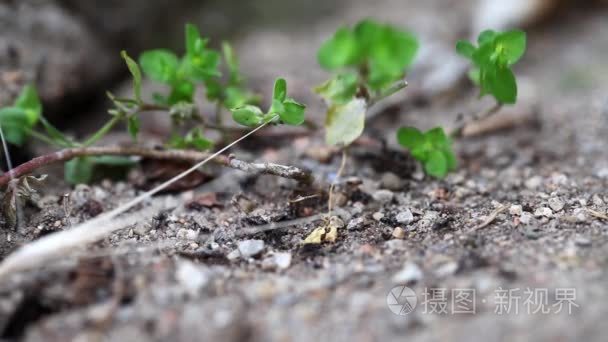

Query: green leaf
<box><xmin>14</xmin><ymin>84</ymin><xmax>41</xmax><ymax>125</ymax></box>
<box><xmin>487</xmin><ymin>66</ymin><xmax>517</xmax><ymax>104</ymax></box>
<box><xmin>39</xmin><ymin>116</ymin><xmax>74</xmax><ymax>147</ymax></box>
<box><xmin>171</xmin><ymin>128</ymin><xmax>214</xmax><ymax>151</ymax></box>
<box><xmin>325</xmin><ymin>98</ymin><xmax>367</xmax><ymax>146</ymax></box>
<box><xmin>139</xmin><ymin>49</ymin><xmax>179</xmax><ymax>83</ymax></box>
<box><xmin>121</xmin><ymin>51</ymin><xmax>142</xmax><ymax>103</ymax></box>
<box><xmin>273</xmin><ymin>78</ymin><xmax>287</xmax><ymax>102</ymax></box>
<box><xmin>425</xmin><ymin>127</ymin><xmax>450</xmax><ymax>147</ymax></box>
<box><xmin>232</xmin><ymin>105</ymin><xmax>263</xmax><ymax>127</ymax></box>
<box><xmin>127</xmin><ymin>115</ymin><xmax>140</xmax><ymax>140</ymax></box>
<box><xmin>396</xmin><ymin>126</ymin><xmax>425</xmax><ymax>150</ymax></box>
<box><xmin>468</xmin><ymin>68</ymin><xmax>481</xmax><ymax>86</ymax></box>
<box><xmin>204</xmin><ymin>78</ymin><xmax>223</xmax><ymax>101</ymax></box>
<box><xmin>318</xmin><ymin>27</ymin><xmax>361</xmax><ymax>70</ymax></box>
<box><xmin>496</xmin><ymin>30</ymin><xmax>526</xmax><ymax>65</ymax></box>
<box><xmin>314</xmin><ymin>73</ymin><xmax>358</xmax><ymax>104</ymax></box>
<box><xmin>186</xmin><ymin>50</ymin><xmax>222</xmax><ymax>80</ymax></box>
<box><xmin>456</xmin><ymin>40</ymin><xmax>476</xmax><ymax>59</ymax></box>
<box><xmin>0</xmin><ymin>107</ymin><xmax>30</xmax><ymax>145</ymax></box>
<box><xmin>268</xmin><ymin>99</ymin><xmax>285</xmax><ymax>116</ymax></box>
<box><xmin>185</xmin><ymin>23</ymin><xmax>202</xmax><ymax>56</ymax></box>
<box><xmin>424</xmin><ymin>150</ymin><xmax>448</xmax><ymax>178</ymax></box>
<box><xmin>442</xmin><ymin>148</ymin><xmax>458</xmax><ymax>171</ymax></box>
<box><xmin>65</xmin><ymin>157</ymin><xmax>94</xmax><ymax>184</ymax></box>
<box><xmin>280</xmin><ymin>99</ymin><xmax>306</xmax><ymax>125</ymax></box>
<box><xmin>478</xmin><ymin>30</ymin><xmax>497</xmax><ymax>45</ymax></box>
<box><xmin>224</xmin><ymin>86</ymin><xmax>259</xmax><ymax>108</ymax></box>
<box><xmin>168</xmin><ymin>81</ymin><xmax>195</xmax><ymax>105</ymax></box>
<box><xmin>222</xmin><ymin>42</ymin><xmax>242</xmax><ymax>85</ymax></box>
<box><xmin>186</xmin><ymin>128</ymin><xmax>213</xmax><ymax>150</ymax></box>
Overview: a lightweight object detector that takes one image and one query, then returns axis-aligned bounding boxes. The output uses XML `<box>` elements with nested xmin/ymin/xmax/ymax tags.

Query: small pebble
<box><xmin>392</xmin><ymin>227</ymin><xmax>405</xmax><ymax>239</ymax></box>
<box><xmin>548</xmin><ymin>198</ymin><xmax>565</xmax><ymax>212</ymax></box>
<box><xmin>237</xmin><ymin>240</ymin><xmax>265</xmax><ymax>258</ymax></box>
<box><xmin>534</xmin><ymin>207</ymin><xmax>553</xmax><ymax>218</ymax></box>
<box><xmin>347</xmin><ymin>217</ymin><xmax>369</xmax><ymax>231</ymax></box>
<box><xmin>592</xmin><ymin>194</ymin><xmax>604</xmax><ymax>206</ymax></box>
<box><xmin>392</xmin><ymin>262</ymin><xmax>423</xmax><ymax>284</ymax></box>
<box><xmin>380</xmin><ymin>172</ymin><xmax>403</xmax><ymax>190</ymax></box>
<box><xmin>175</xmin><ymin>261</ymin><xmax>209</xmax><ymax>296</ymax></box>
<box><xmin>372</xmin><ymin>189</ymin><xmax>394</xmax><ymax>204</ymax></box>
<box><xmin>372</xmin><ymin>212</ymin><xmax>385</xmax><ymax>221</ymax></box>
<box><xmin>509</xmin><ymin>205</ymin><xmax>523</xmax><ymax>216</ymax></box>
<box><xmin>575</xmin><ymin>236</ymin><xmax>592</xmax><ymax>247</ymax></box>
<box><xmin>395</xmin><ymin>209</ymin><xmax>414</xmax><ymax>224</ymax></box>
<box><xmin>520</xmin><ymin>212</ymin><xmax>534</xmax><ymax>225</ymax></box>
<box><xmin>525</xmin><ymin>176</ymin><xmax>543</xmax><ymax>190</ymax></box>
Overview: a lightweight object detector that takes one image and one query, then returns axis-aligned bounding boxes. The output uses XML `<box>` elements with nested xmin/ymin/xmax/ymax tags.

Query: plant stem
<box><xmin>369</xmin><ymin>79</ymin><xmax>408</xmax><ymax>107</ymax></box>
<box><xmin>83</xmin><ymin>115</ymin><xmax>122</xmax><ymax>147</ymax></box>
<box><xmin>26</xmin><ymin>129</ymin><xmax>60</xmax><ymax>146</ymax></box>
<box><xmin>451</xmin><ymin>102</ymin><xmax>503</xmax><ymax>138</ymax></box>
<box><xmin>327</xmin><ymin>148</ymin><xmax>348</xmax><ymax>217</ymax></box>
<box><xmin>0</xmin><ymin>146</ymin><xmax>313</xmax><ymax>187</ymax></box>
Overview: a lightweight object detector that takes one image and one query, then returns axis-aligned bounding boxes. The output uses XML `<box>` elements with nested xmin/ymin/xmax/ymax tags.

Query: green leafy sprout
<box><xmin>456</xmin><ymin>29</ymin><xmax>527</xmax><ymax>104</ymax></box>
<box><xmin>315</xmin><ymin>19</ymin><xmax>419</xmax><ymax>148</ymax></box>
<box><xmin>396</xmin><ymin>127</ymin><xmax>457</xmax><ymax>178</ymax></box>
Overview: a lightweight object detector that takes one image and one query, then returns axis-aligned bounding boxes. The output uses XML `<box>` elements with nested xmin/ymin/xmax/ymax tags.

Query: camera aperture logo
<box><xmin>387</xmin><ymin>286</ymin><xmax>418</xmax><ymax>315</ymax></box>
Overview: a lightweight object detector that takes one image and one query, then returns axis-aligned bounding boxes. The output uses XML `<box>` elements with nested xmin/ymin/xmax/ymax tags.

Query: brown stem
<box><xmin>451</xmin><ymin>102</ymin><xmax>503</xmax><ymax>138</ymax></box>
<box><xmin>0</xmin><ymin>146</ymin><xmax>313</xmax><ymax>187</ymax></box>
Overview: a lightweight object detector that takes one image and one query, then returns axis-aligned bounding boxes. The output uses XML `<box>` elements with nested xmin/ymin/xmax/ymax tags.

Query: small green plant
<box><xmin>230</xmin><ymin>78</ymin><xmax>306</xmax><ymax>127</ymax></box>
<box><xmin>396</xmin><ymin>127</ymin><xmax>456</xmax><ymax>178</ymax></box>
<box><xmin>0</xmin><ymin>23</ymin><xmax>305</xmax><ymax>185</ymax></box>
<box><xmin>456</xmin><ymin>29</ymin><xmax>527</xmax><ymax>104</ymax></box>
<box><xmin>315</xmin><ymin>19</ymin><xmax>418</xmax><ymax>146</ymax></box>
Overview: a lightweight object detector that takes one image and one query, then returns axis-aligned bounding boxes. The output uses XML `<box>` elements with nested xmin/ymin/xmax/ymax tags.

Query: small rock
<box><xmin>372</xmin><ymin>212</ymin><xmax>385</xmax><ymax>221</ymax></box>
<box><xmin>328</xmin><ymin>216</ymin><xmax>345</xmax><ymax>229</ymax></box>
<box><xmin>574</xmin><ymin>236</ymin><xmax>592</xmax><ymax>247</ymax></box>
<box><xmin>392</xmin><ymin>227</ymin><xmax>405</xmax><ymax>239</ymax></box>
<box><xmin>592</xmin><ymin>194</ymin><xmax>604</xmax><ymax>206</ymax></box>
<box><xmin>274</xmin><ymin>252</ymin><xmax>292</xmax><ymax>270</ymax></box>
<box><xmin>380</xmin><ymin>172</ymin><xmax>403</xmax><ymax>190</ymax></box>
<box><xmin>520</xmin><ymin>212</ymin><xmax>534</xmax><ymax>225</ymax></box>
<box><xmin>237</xmin><ymin>240</ymin><xmax>265</xmax><ymax>258</ymax></box>
<box><xmin>534</xmin><ymin>207</ymin><xmax>553</xmax><ymax>218</ymax></box>
<box><xmin>572</xmin><ymin>208</ymin><xmax>587</xmax><ymax>222</ymax></box>
<box><xmin>525</xmin><ymin>176</ymin><xmax>543</xmax><ymax>190</ymax></box>
<box><xmin>434</xmin><ymin>261</ymin><xmax>459</xmax><ymax>278</ymax></box>
<box><xmin>175</xmin><ymin>261</ymin><xmax>209</xmax><ymax>296</ymax></box>
<box><xmin>395</xmin><ymin>209</ymin><xmax>414</xmax><ymax>224</ymax></box>
<box><xmin>227</xmin><ymin>249</ymin><xmax>241</xmax><ymax>261</ymax></box>
<box><xmin>372</xmin><ymin>190</ymin><xmax>394</xmax><ymax>204</ymax></box>
<box><xmin>133</xmin><ymin>223</ymin><xmax>151</xmax><ymax>236</ymax></box>
<box><xmin>509</xmin><ymin>205</ymin><xmax>523</xmax><ymax>216</ymax></box>
<box><xmin>548</xmin><ymin>198</ymin><xmax>565</xmax><ymax>212</ymax></box>
<box><xmin>392</xmin><ymin>262</ymin><xmax>423</xmax><ymax>284</ymax></box>
<box><xmin>347</xmin><ymin>217</ymin><xmax>369</xmax><ymax>231</ymax></box>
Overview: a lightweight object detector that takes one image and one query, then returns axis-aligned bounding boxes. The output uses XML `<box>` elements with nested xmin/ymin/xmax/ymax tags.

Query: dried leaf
<box><xmin>2</xmin><ymin>175</ymin><xmax>47</xmax><ymax>227</ymax></box>
<box><xmin>303</xmin><ymin>227</ymin><xmax>326</xmax><ymax>244</ymax></box>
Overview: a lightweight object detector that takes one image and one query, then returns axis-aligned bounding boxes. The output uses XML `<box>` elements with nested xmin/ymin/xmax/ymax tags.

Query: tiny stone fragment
<box><xmin>395</xmin><ymin>209</ymin><xmax>414</xmax><ymax>224</ymax></box>
<box><xmin>237</xmin><ymin>239</ymin><xmax>265</xmax><ymax>258</ymax></box>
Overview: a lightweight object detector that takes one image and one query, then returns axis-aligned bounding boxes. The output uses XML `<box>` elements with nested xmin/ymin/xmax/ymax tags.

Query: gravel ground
<box><xmin>1</xmin><ymin>1</ymin><xmax>608</xmax><ymax>341</ymax></box>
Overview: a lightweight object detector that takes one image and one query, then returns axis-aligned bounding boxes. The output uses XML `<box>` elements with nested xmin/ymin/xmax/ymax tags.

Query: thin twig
<box><xmin>0</xmin><ymin>145</ymin><xmax>313</xmax><ymax>187</ymax></box>
<box><xmin>451</xmin><ymin>102</ymin><xmax>503</xmax><ymax>138</ymax></box>
<box><xmin>327</xmin><ymin>149</ymin><xmax>348</xmax><ymax>217</ymax></box>
<box><xmin>586</xmin><ymin>208</ymin><xmax>608</xmax><ymax>221</ymax></box>
<box><xmin>473</xmin><ymin>204</ymin><xmax>508</xmax><ymax>230</ymax></box>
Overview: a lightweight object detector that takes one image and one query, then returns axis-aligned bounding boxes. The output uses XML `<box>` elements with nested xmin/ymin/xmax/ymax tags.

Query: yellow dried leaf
<box><xmin>303</xmin><ymin>227</ymin><xmax>326</xmax><ymax>244</ymax></box>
